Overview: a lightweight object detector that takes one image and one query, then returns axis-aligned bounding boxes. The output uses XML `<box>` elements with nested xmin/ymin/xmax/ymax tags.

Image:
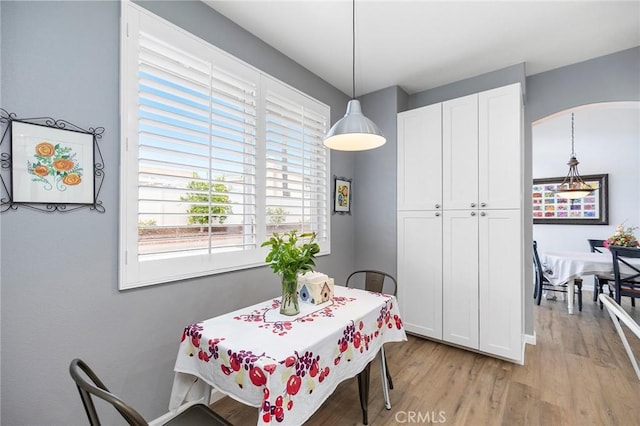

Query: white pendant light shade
<box><xmin>323</xmin><ymin>0</ymin><xmax>386</xmax><ymax>151</ymax></box>
<box><xmin>323</xmin><ymin>100</ymin><xmax>386</xmax><ymax>151</ymax></box>
<box><xmin>556</xmin><ymin>189</ymin><xmax>593</xmax><ymax>199</ymax></box>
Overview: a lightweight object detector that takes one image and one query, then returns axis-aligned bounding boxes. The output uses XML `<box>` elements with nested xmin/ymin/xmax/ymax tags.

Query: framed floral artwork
<box><xmin>333</xmin><ymin>176</ymin><xmax>351</xmax><ymax>215</ymax></box>
<box><xmin>532</xmin><ymin>173</ymin><xmax>608</xmax><ymax>225</ymax></box>
<box><xmin>0</xmin><ymin>109</ymin><xmax>105</xmax><ymax>213</ymax></box>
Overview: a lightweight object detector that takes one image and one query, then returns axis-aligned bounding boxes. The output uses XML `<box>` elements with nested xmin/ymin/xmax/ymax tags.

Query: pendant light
<box><xmin>554</xmin><ymin>113</ymin><xmax>594</xmax><ymax>199</ymax></box>
<box><xmin>323</xmin><ymin>0</ymin><xmax>386</xmax><ymax>151</ymax></box>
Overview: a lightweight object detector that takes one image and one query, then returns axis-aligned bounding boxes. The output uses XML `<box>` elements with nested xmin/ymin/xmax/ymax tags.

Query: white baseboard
<box><xmin>520</xmin><ymin>332</ymin><xmax>536</xmax><ymax>365</ymax></box>
<box><xmin>524</xmin><ymin>332</ymin><xmax>536</xmax><ymax>346</ymax></box>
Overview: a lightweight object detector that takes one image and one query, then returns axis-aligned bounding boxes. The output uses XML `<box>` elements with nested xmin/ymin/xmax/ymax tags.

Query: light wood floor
<box><xmin>211</xmin><ymin>292</ymin><xmax>640</xmax><ymax>425</ymax></box>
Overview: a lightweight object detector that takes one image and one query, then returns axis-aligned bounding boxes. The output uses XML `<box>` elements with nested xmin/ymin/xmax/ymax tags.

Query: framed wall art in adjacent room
<box><xmin>532</xmin><ymin>173</ymin><xmax>608</xmax><ymax>225</ymax></box>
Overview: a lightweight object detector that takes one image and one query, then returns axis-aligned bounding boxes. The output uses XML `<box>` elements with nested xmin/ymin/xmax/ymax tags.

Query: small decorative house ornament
<box><xmin>297</xmin><ymin>271</ymin><xmax>334</xmax><ymax>305</ymax></box>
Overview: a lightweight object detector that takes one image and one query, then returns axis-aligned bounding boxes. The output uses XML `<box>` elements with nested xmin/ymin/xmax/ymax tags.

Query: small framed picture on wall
<box><xmin>333</xmin><ymin>176</ymin><xmax>351</xmax><ymax>215</ymax></box>
<box><xmin>0</xmin><ymin>108</ymin><xmax>105</xmax><ymax>213</ymax></box>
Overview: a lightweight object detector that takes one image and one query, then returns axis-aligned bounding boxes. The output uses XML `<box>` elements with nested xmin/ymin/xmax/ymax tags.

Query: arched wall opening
<box><xmin>531</xmin><ymin>101</ymin><xmax>640</xmax><ymax>291</ymax></box>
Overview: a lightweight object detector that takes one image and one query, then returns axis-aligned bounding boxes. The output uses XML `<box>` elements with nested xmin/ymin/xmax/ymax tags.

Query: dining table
<box><xmin>541</xmin><ymin>250</ymin><xmax>640</xmax><ymax>314</ymax></box>
<box><xmin>168</xmin><ymin>285</ymin><xmax>407</xmax><ymax>425</ymax></box>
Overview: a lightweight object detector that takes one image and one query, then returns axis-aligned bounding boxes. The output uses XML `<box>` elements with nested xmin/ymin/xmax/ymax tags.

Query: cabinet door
<box><xmin>478</xmin><ymin>209</ymin><xmax>522</xmax><ymax>361</ymax></box>
<box><xmin>478</xmin><ymin>83</ymin><xmax>522</xmax><ymax>210</ymax></box>
<box><xmin>442</xmin><ymin>94</ymin><xmax>478</xmax><ymax>210</ymax></box>
<box><xmin>442</xmin><ymin>210</ymin><xmax>479</xmax><ymax>349</ymax></box>
<box><xmin>397</xmin><ymin>211</ymin><xmax>443</xmax><ymax>339</ymax></box>
<box><xmin>397</xmin><ymin>104</ymin><xmax>442</xmax><ymax>211</ymax></box>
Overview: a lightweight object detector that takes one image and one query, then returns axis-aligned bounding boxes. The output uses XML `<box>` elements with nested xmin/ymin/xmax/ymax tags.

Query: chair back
<box><xmin>532</xmin><ymin>241</ymin><xmax>545</xmax><ymax>285</ymax></box>
<box><xmin>346</xmin><ymin>270</ymin><xmax>397</xmax><ymax>296</ymax></box>
<box><xmin>69</xmin><ymin>358</ymin><xmax>148</xmax><ymax>426</ymax></box>
<box><xmin>599</xmin><ymin>293</ymin><xmax>640</xmax><ymax>380</ymax></box>
<box><xmin>588</xmin><ymin>239</ymin><xmax>607</xmax><ymax>253</ymax></box>
<box><xmin>609</xmin><ymin>246</ymin><xmax>640</xmax><ymax>300</ymax></box>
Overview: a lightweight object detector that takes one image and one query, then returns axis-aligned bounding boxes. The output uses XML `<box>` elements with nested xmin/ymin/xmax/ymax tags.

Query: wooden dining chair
<box><xmin>346</xmin><ymin>270</ymin><xmax>397</xmax><ymax>424</ymax></box>
<box><xmin>609</xmin><ymin>246</ymin><xmax>640</xmax><ymax>306</ymax></box>
<box><xmin>533</xmin><ymin>241</ymin><xmax>583</xmax><ymax>311</ymax></box>
<box><xmin>588</xmin><ymin>239</ymin><xmax>616</xmax><ymax>306</ymax></box>
<box><xmin>69</xmin><ymin>358</ymin><xmax>232</xmax><ymax>426</ymax></box>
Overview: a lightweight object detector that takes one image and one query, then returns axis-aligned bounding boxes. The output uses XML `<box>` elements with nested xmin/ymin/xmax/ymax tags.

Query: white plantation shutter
<box><xmin>120</xmin><ymin>3</ymin><xmax>330</xmax><ymax>289</ymax></box>
<box><xmin>264</xmin><ymin>80</ymin><xmax>329</xmax><ymax>243</ymax></box>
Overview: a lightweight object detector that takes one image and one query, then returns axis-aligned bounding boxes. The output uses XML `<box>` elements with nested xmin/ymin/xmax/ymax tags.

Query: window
<box><xmin>120</xmin><ymin>3</ymin><xmax>330</xmax><ymax>289</ymax></box>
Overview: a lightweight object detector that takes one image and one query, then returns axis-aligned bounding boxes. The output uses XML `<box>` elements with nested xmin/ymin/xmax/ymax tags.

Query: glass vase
<box><xmin>280</xmin><ymin>275</ymin><xmax>300</xmax><ymax>316</ymax></box>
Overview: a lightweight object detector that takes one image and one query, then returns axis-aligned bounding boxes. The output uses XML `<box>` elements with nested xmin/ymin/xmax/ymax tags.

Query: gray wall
<box><xmin>526</xmin><ymin>47</ymin><xmax>640</xmax><ymax>122</ymax></box>
<box><xmin>0</xmin><ymin>1</ymin><xmax>352</xmax><ymax>425</ymax></box>
<box><xmin>353</xmin><ymin>86</ymin><xmax>405</xmax><ymax>275</ymax></box>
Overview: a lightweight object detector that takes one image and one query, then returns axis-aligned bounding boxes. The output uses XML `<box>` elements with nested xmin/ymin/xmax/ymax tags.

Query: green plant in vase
<box><xmin>261</xmin><ymin>230</ymin><xmax>320</xmax><ymax>315</ymax></box>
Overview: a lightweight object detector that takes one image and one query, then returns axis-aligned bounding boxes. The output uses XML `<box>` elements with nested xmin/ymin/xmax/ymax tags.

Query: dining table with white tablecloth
<box><xmin>541</xmin><ymin>251</ymin><xmax>640</xmax><ymax>314</ymax></box>
<box><xmin>168</xmin><ymin>285</ymin><xmax>407</xmax><ymax>425</ymax></box>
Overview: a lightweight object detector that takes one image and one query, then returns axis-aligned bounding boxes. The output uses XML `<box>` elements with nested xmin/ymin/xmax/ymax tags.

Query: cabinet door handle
<box><xmin>435</xmin><ymin>204</ymin><xmax>440</xmax><ymax>209</ymax></box>
<box><xmin>435</xmin><ymin>212</ymin><xmax>440</xmax><ymax>217</ymax></box>
<box><xmin>480</xmin><ymin>212</ymin><xmax>486</xmax><ymax>216</ymax></box>
<box><xmin>470</xmin><ymin>203</ymin><xmax>476</xmax><ymax>207</ymax></box>
<box><xmin>470</xmin><ymin>211</ymin><xmax>476</xmax><ymax>216</ymax></box>
<box><xmin>480</xmin><ymin>202</ymin><xmax>487</xmax><ymax>207</ymax></box>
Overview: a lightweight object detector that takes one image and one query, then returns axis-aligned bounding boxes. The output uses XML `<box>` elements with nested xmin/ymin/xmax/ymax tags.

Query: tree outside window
<box><xmin>181</xmin><ymin>174</ymin><xmax>233</xmax><ymax>230</ymax></box>
<box><xmin>266</xmin><ymin>207</ymin><xmax>289</xmax><ymax>229</ymax></box>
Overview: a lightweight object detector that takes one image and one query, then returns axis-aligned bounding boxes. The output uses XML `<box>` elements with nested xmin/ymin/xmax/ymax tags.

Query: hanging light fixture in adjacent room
<box><xmin>554</xmin><ymin>112</ymin><xmax>594</xmax><ymax>199</ymax></box>
<box><xmin>323</xmin><ymin>0</ymin><xmax>386</xmax><ymax>151</ymax></box>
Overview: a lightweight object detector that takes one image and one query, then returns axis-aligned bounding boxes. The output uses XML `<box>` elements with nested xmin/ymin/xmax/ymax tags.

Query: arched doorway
<box><xmin>532</xmin><ymin>101</ymin><xmax>640</xmax><ymax>290</ymax></box>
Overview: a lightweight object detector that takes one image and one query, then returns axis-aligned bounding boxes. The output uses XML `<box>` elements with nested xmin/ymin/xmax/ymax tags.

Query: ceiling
<box><xmin>205</xmin><ymin>0</ymin><xmax>640</xmax><ymax>97</ymax></box>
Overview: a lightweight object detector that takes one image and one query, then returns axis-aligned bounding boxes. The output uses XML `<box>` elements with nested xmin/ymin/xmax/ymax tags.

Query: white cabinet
<box><xmin>478</xmin><ymin>209</ymin><xmax>522</xmax><ymax>359</ymax></box>
<box><xmin>442</xmin><ymin>210</ymin><xmax>479</xmax><ymax>348</ymax></box>
<box><xmin>397</xmin><ymin>83</ymin><xmax>523</xmax><ymax>363</ymax></box>
<box><xmin>441</xmin><ymin>84</ymin><xmax>522</xmax><ymax>211</ymax></box>
<box><xmin>397</xmin><ymin>210</ymin><xmax>443</xmax><ymax>339</ymax></box>
<box><xmin>442</xmin><ymin>94</ymin><xmax>478</xmax><ymax>210</ymax></box>
<box><xmin>478</xmin><ymin>84</ymin><xmax>522</xmax><ymax>210</ymax></box>
<box><xmin>397</xmin><ymin>104</ymin><xmax>442</xmax><ymax>211</ymax></box>
<box><xmin>397</xmin><ymin>103</ymin><xmax>443</xmax><ymax>341</ymax></box>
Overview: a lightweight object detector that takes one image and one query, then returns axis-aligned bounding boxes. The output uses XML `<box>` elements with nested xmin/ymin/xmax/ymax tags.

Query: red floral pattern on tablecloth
<box><xmin>180</xmin><ymin>297</ymin><xmax>404</xmax><ymax>424</ymax></box>
<box><xmin>172</xmin><ymin>288</ymin><xmax>407</xmax><ymax>425</ymax></box>
<box><xmin>232</xmin><ymin>296</ymin><xmax>356</xmax><ymax>336</ymax></box>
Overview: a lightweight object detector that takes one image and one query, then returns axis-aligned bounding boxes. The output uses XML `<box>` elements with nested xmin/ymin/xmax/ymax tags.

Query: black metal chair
<box><xmin>69</xmin><ymin>358</ymin><xmax>232</xmax><ymax>426</ymax></box>
<box><xmin>609</xmin><ymin>246</ymin><xmax>640</xmax><ymax>306</ymax></box>
<box><xmin>533</xmin><ymin>241</ymin><xmax>583</xmax><ymax>311</ymax></box>
<box><xmin>588</xmin><ymin>239</ymin><xmax>616</xmax><ymax>306</ymax></box>
<box><xmin>346</xmin><ymin>270</ymin><xmax>397</xmax><ymax>425</ymax></box>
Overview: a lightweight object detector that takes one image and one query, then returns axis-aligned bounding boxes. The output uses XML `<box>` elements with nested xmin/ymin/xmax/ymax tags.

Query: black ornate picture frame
<box><xmin>532</xmin><ymin>173</ymin><xmax>608</xmax><ymax>225</ymax></box>
<box><xmin>0</xmin><ymin>108</ymin><xmax>105</xmax><ymax>213</ymax></box>
<box><xmin>333</xmin><ymin>175</ymin><xmax>352</xmax><ymax>215</ymax></box>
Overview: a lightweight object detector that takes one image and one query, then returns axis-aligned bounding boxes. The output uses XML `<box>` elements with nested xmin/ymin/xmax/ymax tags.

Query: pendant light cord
<box><xmin>352</xmin><ymin>0</ymin><xmax>356</xmax><ymax>100</ymax></box>
<box><xmin>570</xmin><ymin>113</ymin><xmax>575</xmax><ymax>157</ymax></box>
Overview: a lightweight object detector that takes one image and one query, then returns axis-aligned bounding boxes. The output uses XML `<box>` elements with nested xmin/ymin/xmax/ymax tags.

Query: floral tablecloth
<box><xmin>169</xmin><ymin>285</ymin><xmax>407</xmax><ymax>425</ymax></box>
